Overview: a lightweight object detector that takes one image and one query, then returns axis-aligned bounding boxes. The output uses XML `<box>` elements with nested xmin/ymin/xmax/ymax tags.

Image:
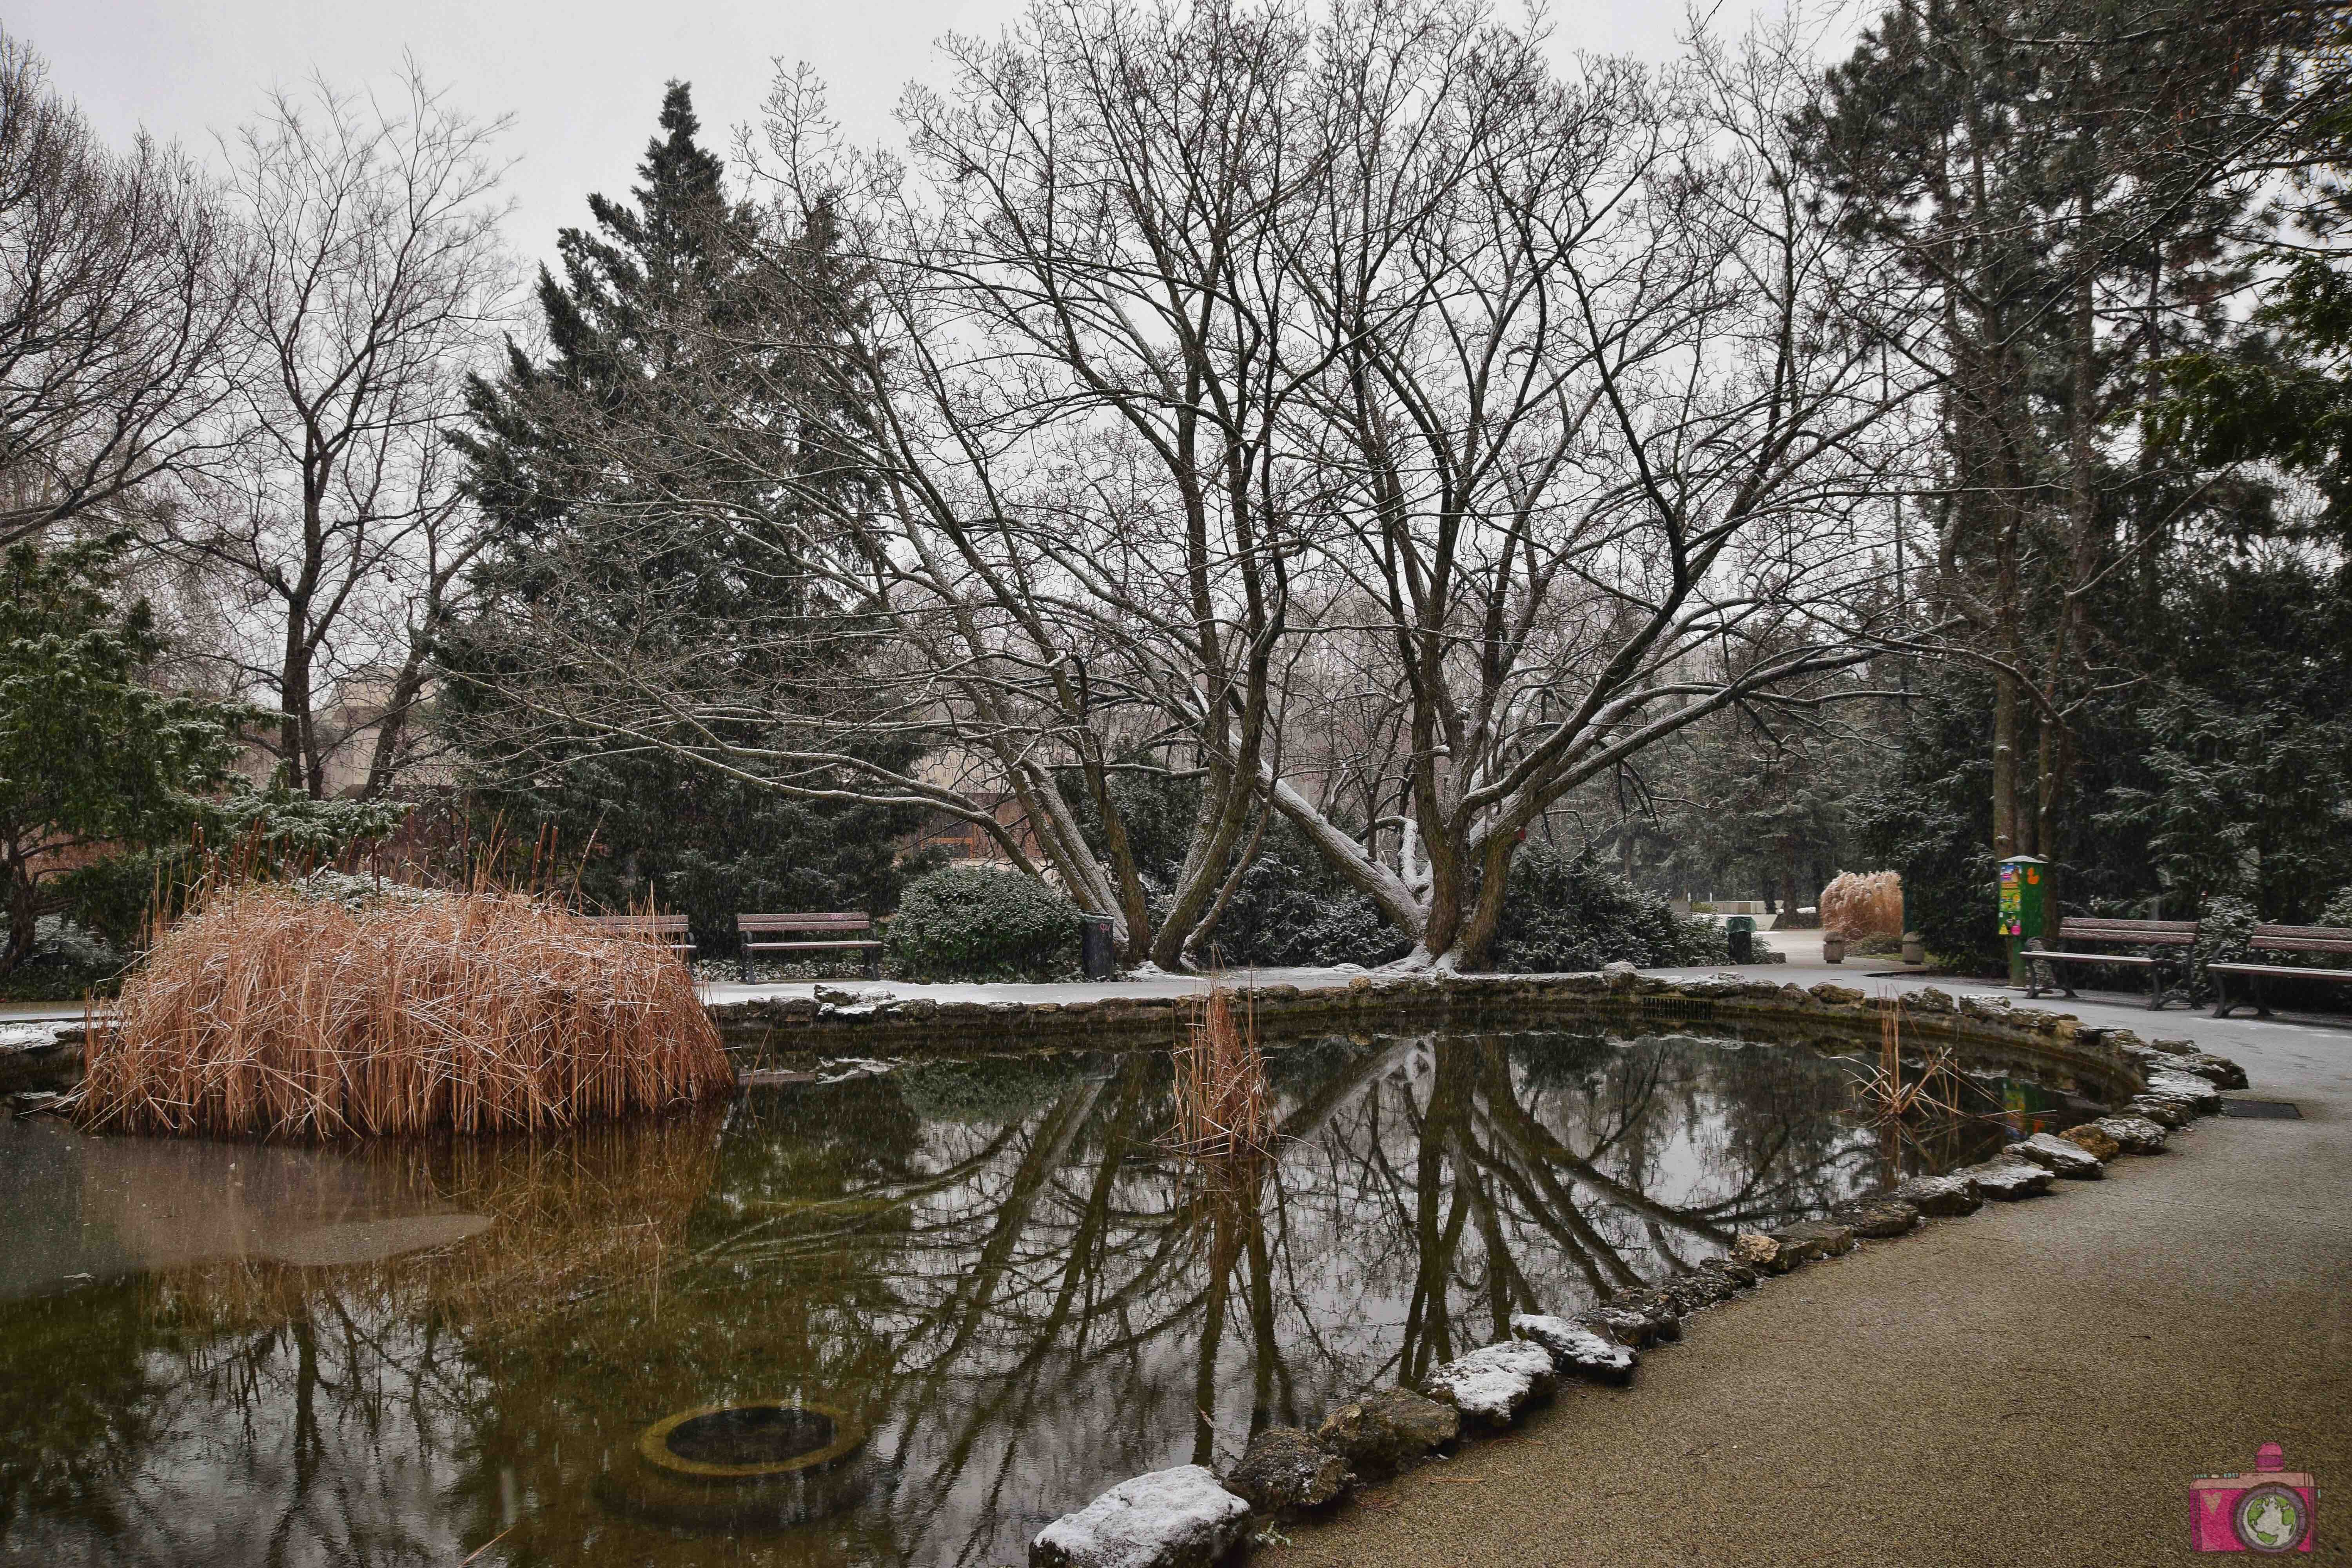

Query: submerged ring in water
<box><xmin>635</xmin><ymin>1401</ymin><xmax>866</xmax><ymax>1483</ymax></box>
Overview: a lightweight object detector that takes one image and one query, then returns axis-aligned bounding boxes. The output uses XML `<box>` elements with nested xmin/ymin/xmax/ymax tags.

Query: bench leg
<box><xmin>2210</xmin><ymin>972</ymin><xmax>2235</xmax><ymax>1019</ymax></box>
<box><xmin>740</xmin><ymin>951</ymin><xmax>754</xmax><ymax>984</ymax></box>
<box><xmin>866</xmin><ymin>949</ymin><xmax>880</xmax><ymax>981</ymax></box>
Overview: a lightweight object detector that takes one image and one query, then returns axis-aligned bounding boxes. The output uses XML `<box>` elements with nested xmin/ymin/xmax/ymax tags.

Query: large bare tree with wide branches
<box><xmin>457</xmin><ymin>1</ymin><xmax>1922</xmax><ymax>969</ymax></box>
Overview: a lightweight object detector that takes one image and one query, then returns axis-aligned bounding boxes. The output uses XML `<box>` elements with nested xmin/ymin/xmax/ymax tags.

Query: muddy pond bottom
<box><xmin>0</xmin><ymin>1023</ymin><xmax>2117</xmax><ymax>1566</ymax></box>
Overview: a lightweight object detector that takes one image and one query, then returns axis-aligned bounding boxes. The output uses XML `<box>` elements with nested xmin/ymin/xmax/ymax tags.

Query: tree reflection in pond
<box><xmin>0</xmin><ymin>1027</ymin><xmax>2088</xmax><ymax>1567</ymax></box>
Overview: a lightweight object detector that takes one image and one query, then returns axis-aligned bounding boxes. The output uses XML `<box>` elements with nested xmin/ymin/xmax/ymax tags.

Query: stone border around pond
<box><xmin>716</xmin><ymin>969</ymin><xmax>2142</xmax><ymax>1079</ymax></box>
<box><xmin>952</xmin><ymin>973</ymin><xmax>2249</xmax><ymax>1568</ymax></box>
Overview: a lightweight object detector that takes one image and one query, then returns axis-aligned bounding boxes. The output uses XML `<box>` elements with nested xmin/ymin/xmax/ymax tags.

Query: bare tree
<box><xmin>169</xmin><ymin>70</ymin><xmax>510</xmax><ymax>798</ymax></box>
<box><xmin>0</xmin><ymin>28</ymin><xmax>240</xmax><ymax>543</ymax></box>
<box><xmin>457</xmin><ymin>2</ymin><xmax>1918</xmax><ymax>970</ymax></box>
<box><xmin>1234</xmin><ymin>24</ymin><xmax>1923</xmax><ymax>967</ymax></box>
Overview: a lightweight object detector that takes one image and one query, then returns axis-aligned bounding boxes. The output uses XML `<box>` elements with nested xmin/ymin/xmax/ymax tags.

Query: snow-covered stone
<box><xmin>2000</xmin><ymin>1132</ymin><xmax>2105</xmax><ymax>1179</ymax></box>
<box><xmin>1222</xmin><ymin>1428</ymin><xmax>1352</xmax><ymax>1513</ymax></box>
<box><xmin>2143</xmin><ymin>1068</ymin><xmax>2221</xmax><ymax>1112</ymax></box>
<box><xmin>2085</xmin><ymin>1114</ymin><xmax>2169</xmax><ymax>1154</ymax></box>
<box><xmin>2060</xmin><ymin>1124</ymin><xmax>2122</xmax><ymax>1161</ymax></box>
<box><xmin>1314</xmin><ymin>1388</ymin><xmax>1458</xmax><ymax>1474</ymax></box>
<box><xmin>1421</xmin><ymin>1341</ymin><xmax>1558</xmax><ymax>1425</ymax></box>
<box><xmin>1772</xmin><ymin>1220</ymin><xmax>1857</xmax><ymax>1258</ymax></box>
<box><xmin>1829</xmin><ymin>1197</ymin><xmax>1924</xmax><ymax>1238</ymax></box>
<box><xmin>1511</xmin><ymin>1313</ymin><xmax>1637</xmax><ymax>1385</ymax></box>
<box><xmin>1953</xmin><ymin>1160</ymin><xmax>2054</xmax><ymax>1200</ymax></box>
<box><xmin>1892</xmin><ymin>1173</ymin><xmax>1984</xmax><ymax>1216</ymax></box>
<box><xmin>1584</xmin><ymin>1288</ymin><xmax>1683</xmax><ymax>1343</ymax></box>
<box><xmin>1659</xmin><ymin>1269</ymin><xmax>1742</xmax><ymax>1314</ymax></box>
<box><xmin>2171</xmin><ymin>1051</ymin><xmax>2248</xmax><ymax>1089</ymax></box>
<box><xmin>0</xmin><ymin>1023</ymin><xmax>62</xmax><ymax>1053</ymax></box>
<box><xmin>2125</xmin><ymin>1095</ymin><xmax>2191</xmax><ymax>1127</ymax></box>
<box><xmin>1031</xmin><ymin>1466</ymin><xmax>1252</xmax><ymax>1568</ymax></box>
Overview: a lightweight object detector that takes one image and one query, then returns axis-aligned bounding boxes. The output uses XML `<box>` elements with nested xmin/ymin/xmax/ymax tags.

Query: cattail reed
<box><xmin>74</xmin><ymin>885</ymin><xmax>733</xmax><ymax>1140</ymax></box>
<box><xmin>1169</xmin><ymin>985</ymin><xmax>1273</xmax><ymax>1158</ymax></box>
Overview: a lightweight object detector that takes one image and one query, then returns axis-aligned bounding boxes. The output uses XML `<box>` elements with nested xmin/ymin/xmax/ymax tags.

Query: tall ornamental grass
<box><xmin>74</xmin><ymin>885</ymin><xmax>733</xmax><ymax>1139</ymax></box>
<box><xmin>1820</xmin><ymin>870</ymin><xmax>1906</xmax><ymax>942</ymax></box>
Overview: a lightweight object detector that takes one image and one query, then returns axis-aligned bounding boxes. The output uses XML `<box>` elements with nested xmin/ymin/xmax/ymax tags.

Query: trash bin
<box><xmin>1078</xmin><ymin>913</ymin><xmax>1118</xmax><ymax>980</ymax></box>
<box><xmin>1726</xmin><ymin>915</ymin><xmax>1755</xmax><ymax>964</ymax></box>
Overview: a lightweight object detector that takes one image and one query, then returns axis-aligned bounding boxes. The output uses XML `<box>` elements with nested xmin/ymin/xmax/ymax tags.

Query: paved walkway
<box><xmin>1269</xmin><ymin>934</ymin><xmax>2352</xmax><ymax>1566</ymax></box>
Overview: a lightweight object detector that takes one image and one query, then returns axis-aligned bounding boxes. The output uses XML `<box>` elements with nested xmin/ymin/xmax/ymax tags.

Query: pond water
<box><xmin>0</xmin><ymin>1025</ymin><xmax>2115</xmax><ymax>1567</ymax></box>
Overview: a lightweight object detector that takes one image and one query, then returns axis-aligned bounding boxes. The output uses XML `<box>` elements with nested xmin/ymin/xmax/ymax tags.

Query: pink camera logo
<box><xmin>2192</xmin><ymin>1443</ymin><xmax>2318</xmax><ymax>1553</ymax></box>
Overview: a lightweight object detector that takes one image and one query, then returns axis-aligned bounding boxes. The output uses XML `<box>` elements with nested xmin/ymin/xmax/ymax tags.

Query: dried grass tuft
<box><xmin>74</xmin><ymin>884</ymin><xmax>733</xmax><ymax>1140</ymax></box>
<box><xmin>1169</xmin><ymin>984</ymin><xmax>1274</xmax><ymax>1160</ymax></box>
<box><xmin>1820</xmin><ymin>869</ymin><xmax>1904</xmax><ymax>941</ymax></box>
<box><xmin>1849</xmin><ymin>991</ymin><xmax>1966</xmax><ymax>1122</ymax></box>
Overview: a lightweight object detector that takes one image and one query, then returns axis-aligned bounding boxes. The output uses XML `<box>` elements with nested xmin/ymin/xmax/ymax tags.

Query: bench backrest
<box><xmin>2053</xmin><ymin>916</ymin><xmax>2198</xmax><ymax>947</ymax></box>
<box><xmin>583</xmin><ymin>913</ymin><xmax>691</xmax><ymax>936</ymax></box>
<box><xmin>739</xmin><ymin>912</ymin><xmax>873</xmax><ymax>935</ymax></box>
<box><xmin>2249</xmin><ymin>923</ymin><xmax>2352</xmax><ymax>957</ymax></box>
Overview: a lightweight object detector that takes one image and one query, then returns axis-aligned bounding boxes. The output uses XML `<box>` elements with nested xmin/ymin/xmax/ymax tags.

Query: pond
<box><xmin>0</xmin><ymin>1024</ymin><xmax>2118</xmax><ymax>1567</ymax></box>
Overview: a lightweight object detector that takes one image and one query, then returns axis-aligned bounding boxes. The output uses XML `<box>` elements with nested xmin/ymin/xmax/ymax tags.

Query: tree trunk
<box><xmin>1445</xmin><ymin>832</ymin><xmax>1520</xmax><ymax>973</ymax></box>
<box><xmin>2</xmin><ymin>868</ymin><xmax>37</xmax><ymax>978</ymax></box>
<box><xmin>1991</xmin><ymin>669</ymin><xmax>2020</xmax><ymax>859</ymax></box>
<box><xmin>359</xmin><ymin>648</ymin><xmax>432</xmax><ymax>802</ymax></box>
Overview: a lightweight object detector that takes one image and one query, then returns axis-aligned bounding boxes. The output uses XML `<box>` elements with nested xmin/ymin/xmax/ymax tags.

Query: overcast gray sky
<box><xmin>16</xmin><ymin>0</ymin><xmax>1780</xmax><ymax>267</ymax></box>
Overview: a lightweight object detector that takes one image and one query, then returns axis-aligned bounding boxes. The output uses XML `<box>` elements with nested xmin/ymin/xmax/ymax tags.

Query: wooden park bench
<box><xmin>581</xmin><ymin>913</ymin><xmax>696</xmax><ymax>958</ymax></box>
<box><xmin>2209</xmin><ymin>924</ymin><xmax>2352</xmax><ymax>1019</ymax></box>
<box><xmin>2023</xmin><ymin>917</ymin><xmax>2198</xmax><ymax>1011</ymax></box>
<box><xmin>737</xmin><ymin>912</ymin><xmax>882</xmax><ymax>982</ymax></box>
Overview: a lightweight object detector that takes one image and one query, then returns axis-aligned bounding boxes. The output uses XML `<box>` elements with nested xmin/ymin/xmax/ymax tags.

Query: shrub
<box><xmin>0</xmin><ymin>916</ymin><xmax>128</xmax><ymax>1000</ymax></box>
<box><xmin>1196</xmin><ymin>846</ymin><xmax>1411</xmax><ymax>969</ymax></box>
<box><xmin>2189</xmin><ymin>893</ymin><xmax>2259</xmax><ymax>997</ymax></box>
<box><xmin>885</xmin><ymin>866</ymin><xmax>1083</xmax><ymax>983</ymax></box>
<box><xmin>1492</xmin><ymin>846</ymin><xmax>1729</xmax><ymax>972</ymax></box>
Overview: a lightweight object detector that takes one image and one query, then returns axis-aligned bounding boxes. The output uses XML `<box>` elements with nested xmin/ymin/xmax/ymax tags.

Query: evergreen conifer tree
<box><xmin>443</xmin><ymin>84</ymin><xmax>927</xmax><ymax>947</ymax></box>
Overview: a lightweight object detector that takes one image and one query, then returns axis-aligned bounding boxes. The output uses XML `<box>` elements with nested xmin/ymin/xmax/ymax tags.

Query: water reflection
<box><xmin>0</xmin><ymin>1028</ymin><xmax>2111</xmax><ymax>1567</ymax></box>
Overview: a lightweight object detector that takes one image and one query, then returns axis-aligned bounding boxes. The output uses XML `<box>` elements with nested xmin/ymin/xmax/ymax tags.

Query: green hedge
<box><xmin>885</xmin><ymin>866</ymin><xmax>1083</xmax><ymax>983</ymax></box>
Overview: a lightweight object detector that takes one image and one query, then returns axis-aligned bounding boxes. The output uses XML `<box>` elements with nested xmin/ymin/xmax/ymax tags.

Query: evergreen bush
<box><xmin>1197</xmin><ymin>844</ymin><xmax>1411</xmax><ymax>969</ymax></box>
<box><xmin>885</xmin><ymin>866</ymin><xmax>1083</xmax><ymax>983</ymax></box>
<box><xmin>1492</xmin><ymin>845</ymin><xmax>1728</xmax><ymax>972</ymax></box>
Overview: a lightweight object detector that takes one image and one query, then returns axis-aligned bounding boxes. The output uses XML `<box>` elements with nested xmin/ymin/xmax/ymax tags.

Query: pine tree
<box><xmin>443</xmin><ymin>84</ymin><xmax>924</xmax><ymax>944</ymax></box>
<box><xmin>1807</xmin><ymin>0</ymin><xmax>2314</xmax><ymax>927</ymax></box>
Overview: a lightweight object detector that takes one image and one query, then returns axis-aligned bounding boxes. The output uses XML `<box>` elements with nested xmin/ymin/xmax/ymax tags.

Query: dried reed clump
<box><xmin>1169</xmin><ymin>986</ymin><xmax>1274</xmax><ymax>1160</ymax></box>
<box><xmin>1819</xmin><ymin>869</ymin><xmax>1905</xmax><ymax>940</ymax></box>
<box><xmin>1849</xmin><ymin>993</ymin><xmax>1966</xmax><ymax>1122</ymax></box>
<box><xmin>75</xmin><ymin>885</ymin><xmax>734</xmax><ymax>1140</ymax></box>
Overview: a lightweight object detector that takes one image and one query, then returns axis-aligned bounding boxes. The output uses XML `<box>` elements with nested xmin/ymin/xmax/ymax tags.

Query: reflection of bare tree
<box><xmin>5</xmin><ymin>1029</ymin><xmax>2027</xmax><ymax>1568</ymax></box>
